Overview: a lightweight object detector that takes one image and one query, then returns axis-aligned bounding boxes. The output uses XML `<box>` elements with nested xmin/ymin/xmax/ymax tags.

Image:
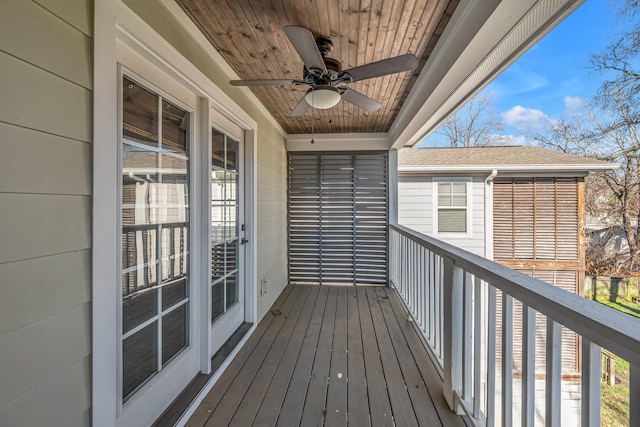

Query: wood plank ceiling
<box><xmin>176</xmin><ymin>0</ymin><xmax>459</xmax><ymax>134</ymax></box>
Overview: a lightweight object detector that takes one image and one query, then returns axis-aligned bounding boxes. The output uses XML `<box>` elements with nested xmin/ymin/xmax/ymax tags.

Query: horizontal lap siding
<box><xmin>0</xmin><ymin>1</ymin><xmax>93</xmax><ymax>426</ymax></box>
<box><xmin>494</xmin><ymin>177</ymin><xmax>583</xmax><ymax>374</ymax></box>
<box><xmin>398</xmin><ymin>174</ymin><xmax>486</xmax><ymax>256</ymax></box>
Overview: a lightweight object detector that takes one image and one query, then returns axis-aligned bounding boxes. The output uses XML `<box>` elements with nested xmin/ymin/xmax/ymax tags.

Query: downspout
<box><xmin>484</xmin><ymin>169</ymin><xmax>498</xmax><ymax>259</ymax></box>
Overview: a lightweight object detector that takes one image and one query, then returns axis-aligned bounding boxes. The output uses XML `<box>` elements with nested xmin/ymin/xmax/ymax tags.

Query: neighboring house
<box><xmin>398</xmin><ymin>146</ymin><xmax>617</xmax><ymax>373</ymax></box>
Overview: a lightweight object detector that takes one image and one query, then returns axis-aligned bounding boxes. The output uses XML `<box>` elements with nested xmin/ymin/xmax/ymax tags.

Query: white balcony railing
<box><xmin>389</xmin><ymin>223</ymin><xmax>640</xmax><ymax>427</ymax></box>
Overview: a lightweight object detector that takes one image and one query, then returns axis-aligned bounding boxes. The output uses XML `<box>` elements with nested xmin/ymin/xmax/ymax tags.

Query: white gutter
<box><xmin>484</xmin><ymin>169</ymin><xmax>498</xmax><ymax>259</ymax></box>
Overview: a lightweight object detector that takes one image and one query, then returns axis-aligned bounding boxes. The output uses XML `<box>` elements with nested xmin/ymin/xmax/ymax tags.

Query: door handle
<box><xmin>241</xmin><ymin>237</ymin><xmax>249</xmax><ymax>245</ymax></box>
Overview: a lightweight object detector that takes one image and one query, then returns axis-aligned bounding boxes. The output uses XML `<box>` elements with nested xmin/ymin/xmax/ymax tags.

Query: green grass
<box><xmin>597</xmin><ymin>299</ymin><xmax>637</xmax><ymax>426</ymax></box>
<box><xmin>597</xmin><ymin>299</ymin><xmax>640</xmax><ymax>318</ymax></box>
<box><xmin>601</xmin><ymin>383</ymin><xmax>630</xmax><ymax>427</ymax></box>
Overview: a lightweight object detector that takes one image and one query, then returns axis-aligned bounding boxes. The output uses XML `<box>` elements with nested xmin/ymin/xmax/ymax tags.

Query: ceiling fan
<box><xmin>229</xmin><ymin>25</ymin><xmax>419</xmax><ymax>116</ymax></box>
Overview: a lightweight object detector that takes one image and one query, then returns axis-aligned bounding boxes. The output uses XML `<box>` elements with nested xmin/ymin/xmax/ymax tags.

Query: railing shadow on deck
<box><xmin>389</xmin><ymin>223</ymin><xmax>640</xmax><ymax>427</ymax></box>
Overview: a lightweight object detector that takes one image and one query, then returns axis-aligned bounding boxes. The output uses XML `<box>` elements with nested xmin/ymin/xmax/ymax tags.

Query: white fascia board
<box><xmin>157</xmin><ymin>0</ymin><xmax>286</xmax><ymax>137</ymax></box>
<box><xmin>389</xmin><ymin>0</ymin><xmax>585</xmax><ymax>149</ymax></box>
<box><xmin>399</xmin><ymin>163</ymin><xmax>619</xmax><ymax>174</ymax></box>
<box><xmin>286</xmin><ymin>132</ymin><xmax>390</xmax><ymax>151</ymax></box>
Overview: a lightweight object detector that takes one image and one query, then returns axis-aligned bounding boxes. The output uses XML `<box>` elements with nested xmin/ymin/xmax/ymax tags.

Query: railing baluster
<box><xmin>522</xmin><ymin>303</ymin><xmax>535</xmax><ymax>427</ymax></box>
<box><xmin>580</xmin><ymin>338</ymin><xmax>601</xmax><ymax>427</ymax></box>
<box><xmin>487</xmin><ymin>284</ymin><xmax>497</xmax><ymax>427</ymax></box>
<box><xmin>463</xmin><ymin>272</ymin><xmax>473</xmax><ymax>403</ymax></box>
<box><xmin>419</xmin><ymin>246</ymin><xmax>424</xmax><ymax>330</ymax></box>
<box><xmin>473</xmin><ymin>278</ymin><xmax>483</xmax><ymax>419</ymax></box>
<box><xmin>546</xmin><ymin>318</ymin><xmax>562</xmax><ymax>426</ymax></box>
<box><xmin>502</xmin><ymin>293</ymin><xmax>513</xmax><ymax>426</ymax></box>
<box><xmin>443</xmin><ymin>258</ymin><xmax>464</xmax><ymax>412</ymax></box>
<box><xmin>429</xmin><ymin>250</ymin><xmax>434</xmax><ymax>342</ymax></box>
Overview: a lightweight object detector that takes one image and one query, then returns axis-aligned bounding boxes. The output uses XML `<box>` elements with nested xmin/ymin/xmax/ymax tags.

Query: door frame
<box><xmin>93</xmin><ymin>2</ymin><xmax>258</xmax><ymax>425</ymax></box>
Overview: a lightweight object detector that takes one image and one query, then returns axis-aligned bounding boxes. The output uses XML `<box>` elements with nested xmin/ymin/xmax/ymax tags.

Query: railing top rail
<box><xmin>390</xmin><ymin>223</ymin><xmax>640</xmax><ymax>367</ymax></box>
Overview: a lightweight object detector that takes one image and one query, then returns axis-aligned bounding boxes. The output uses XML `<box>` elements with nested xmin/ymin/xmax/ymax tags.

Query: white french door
<box><xmin>117</xmin><ymin>69</ymin><xmax>201</xmax><ymax>426</ymax></box>
<box><xmin>208</xmin><ymin>123</ymin><xmax>246</xmax><ymax>356</ymax></box>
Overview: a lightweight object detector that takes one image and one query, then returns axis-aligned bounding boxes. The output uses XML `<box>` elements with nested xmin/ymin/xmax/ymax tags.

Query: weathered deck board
<box><xmin>346</xmin><ymin>286</ymin><xmax>370</xmax><ymax>426</ymax></box>
<box><xmin>187</xmin><ymin>284</ymin><xmax>464</xmax><ymax>427</ymax></box>
<box><xmin>186</xmin><ymin>284</ymin><xmax>296</xmax><ymax>426</ymax></box>
<box><xmin>357</xmin><ymin>285</ymin><xmax>394</xmax><ymax>427</ymax></box>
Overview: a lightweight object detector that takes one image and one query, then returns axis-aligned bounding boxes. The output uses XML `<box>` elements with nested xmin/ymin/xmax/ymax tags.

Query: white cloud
<box><xmin>490</xmin><ymin>134</ymin><xmax>532</xmax><ymax>146</ymax></box>
<box><xmin>500</xmin><ymin>105</ymin><xmax>550</xmax><ymax>132</ymax></box>
<box><xmin>563</xmin><ymin>95</ymin><xmax>586</xmax><ymax>115</ymax></box>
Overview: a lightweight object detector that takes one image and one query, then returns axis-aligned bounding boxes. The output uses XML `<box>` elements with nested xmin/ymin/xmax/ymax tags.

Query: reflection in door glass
<box><xmin>120</xmin><ymin>76</ymin><xmax>190</xmax><ymax>402</ymax></box>
<box><xmin>211</xmin><ymin>128</ymin><xmax>240</xmax><ymax>322</ymax></box>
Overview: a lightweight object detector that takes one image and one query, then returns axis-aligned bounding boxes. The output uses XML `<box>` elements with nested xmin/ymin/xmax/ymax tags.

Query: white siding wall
<box><xmin>398</xmin><ymin>174</ymin><xmax>487</xmax><ymax>256</ymax></box>
<box><xmin>0</xmin><ymin>1</ymin><xmax>93</xmax><ymax>426</ymax></box>
<box><xmin>124</xmin><ymin>0</ymin><xmax>289</xmax><ymax>322</ymax></box>
<box><xmin>256</xmin><ymin>129</ymin><xmax>288</xmax><ymax>319</ymax></box>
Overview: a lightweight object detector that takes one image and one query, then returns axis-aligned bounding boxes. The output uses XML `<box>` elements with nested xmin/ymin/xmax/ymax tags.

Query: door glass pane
<box><xmin>226</xmin><ymin>275</ymin><xmax>237</xmax><ymax>308</ymax></box>
<box><xmin>162</xmin><ymin>100</ymin><xmax>188</xmax><ymax>151</ymax></box>
<box><xmin>226</xmin><ymin>241</ymin><xmax>237</xmax><ymax>274</ymax></box>
<box><xmin>212</xmin><ymin>129</ymin><xmax>225</xmax><ymax>169</ymax></box>
<box><xmin>162</xmin><ymin>304</ymin><xmax>187</xmax><ymax>365</ymax></box>
<box><xmin>226</xmin><ymin>138</ymin><xmax>238</xmax><ymax>171</ymax></box>
<box><xmin>212</xmin><ymin>243</ymin><xmax>225</xmax><ymax>282</ymax></box>
<box><xmin>123</xmin><ymin>323</ymin><xmax>158</xmax><ymax>401</ymax></box>
<box><xmin>210</xmin><ymin>129</ymin><xmax>241</xmax><ymax>323</ymax></box>
<box><xmin>122</xmin><ymin>228</ymin><xmax>158</xmax><ymax>333</ymax></box>
<box><xmin>123</xmin><ymin>78</ymin><xmax>158</xmax><ymax>146</ymax></box>
<box><xmin>212</xmin><ymin>282</ymin><xmax>224</xmax><ymax>321</ymax></box>
<box><xmin>120</xmin><ymin>76</ymin><xmax>191</xmax><ymax>402</ymax></box>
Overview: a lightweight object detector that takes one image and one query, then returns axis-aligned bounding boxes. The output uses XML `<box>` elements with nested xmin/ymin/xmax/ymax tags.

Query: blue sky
<box><xmin>421</xmin><ymin>0</ymin><xmax>623</xmax><ymax>146</ymax></box>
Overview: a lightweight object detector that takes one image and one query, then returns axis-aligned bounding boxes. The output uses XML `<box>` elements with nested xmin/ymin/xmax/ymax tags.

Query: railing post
<box><xmin>443</xmin><ymin>256</ymin><xmax>463</xmax><ymax>412</ymax></box>
<box><xmin>545</xmin><ymin>319</ymin><xmax>562</xmax><ymax>426</ymax></box>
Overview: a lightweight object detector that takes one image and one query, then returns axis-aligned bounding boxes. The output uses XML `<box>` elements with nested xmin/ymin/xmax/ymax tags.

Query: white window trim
<box><xmin>432</xmin><ymin>177</ymin><xmax>473</xmax><ymax>238</ymax></box>
<box><xmin>93</xmin><ymin>1</ymin><xmax>258</xmax><ymax>426</ymax></box>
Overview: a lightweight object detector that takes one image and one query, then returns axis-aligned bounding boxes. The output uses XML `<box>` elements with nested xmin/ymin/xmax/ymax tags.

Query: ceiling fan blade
<box><xmin>340</xmin><ymin>89</ymin><xmax>382</xmax><ymax>112</ymax></box>
<box><xmin>342</xmin><ymin>54</ymin><xmax>418</xmax><ymax>82</ymax></box>
<box><xmin>291</xmin><ymin>97</ymin><xmax>311</xmax><ymax>116</ymax></box>
<box><xmin>283</xmin><ymin>26</ymin><xmax>327</xmax><ymax>74</ymax></box>
<box><xmin>229</xmin><ymin>79</ymin><xmax>298</xmax><ymax>86</ymax></box>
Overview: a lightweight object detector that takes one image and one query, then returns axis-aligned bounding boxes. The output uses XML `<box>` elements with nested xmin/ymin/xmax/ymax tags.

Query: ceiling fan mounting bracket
<box><xmin>316</xmin><ymin>37</ymin><xmax>333</xmax><ymax>57</ymax></box>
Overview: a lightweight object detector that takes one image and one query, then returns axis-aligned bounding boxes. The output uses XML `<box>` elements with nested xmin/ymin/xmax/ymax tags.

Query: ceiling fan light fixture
<box><xmin>305</xmin><ymin>85</ymin><xmax>341</xmax><ymax>109</ymax></box>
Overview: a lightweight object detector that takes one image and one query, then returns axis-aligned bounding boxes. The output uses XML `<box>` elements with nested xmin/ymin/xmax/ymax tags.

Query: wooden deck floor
<box><xmin>186</xmin><ymin>284</ymin><xmax>466</xmax><ymax>427</ymax></box>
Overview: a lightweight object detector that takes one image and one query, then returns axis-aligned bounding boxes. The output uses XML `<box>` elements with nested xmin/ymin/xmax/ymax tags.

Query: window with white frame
<box><xmin>435</xmin><ymin>179</ymin><xmax>469</xmax><ymax>233</ymax></box>
<box><xmin>120</xmin><ymin>75</ymin><xmax>191</xmax><ymax>403</ymax></box>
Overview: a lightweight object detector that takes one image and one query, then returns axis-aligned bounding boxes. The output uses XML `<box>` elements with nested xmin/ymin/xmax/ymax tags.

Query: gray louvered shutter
<box><xmin>288</xmin><ymin>152</ymin><xmax>388</xmax><ymax>285</ymax></box>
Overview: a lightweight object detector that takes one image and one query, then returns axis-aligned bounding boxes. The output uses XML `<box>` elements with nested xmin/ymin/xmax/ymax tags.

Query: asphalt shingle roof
<box><xmin>398</xmin><ymin>146</ymin><xmax>614</xmax><ymax>169</ymax></box>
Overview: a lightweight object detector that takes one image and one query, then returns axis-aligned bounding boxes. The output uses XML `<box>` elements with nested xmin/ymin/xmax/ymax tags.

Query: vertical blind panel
<box><xmin>493</xmin><ymin>177</ymin><xmax>581</xmax><ymax>375</ymax></box>
<box><xmin>288</xmin><ymin>153</ymin><xmax>388</xmax><ymax>285</ymax></box>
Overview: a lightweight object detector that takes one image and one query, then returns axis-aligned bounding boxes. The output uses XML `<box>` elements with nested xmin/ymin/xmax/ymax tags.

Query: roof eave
<box><xmin>398</xmin><ymin>163</ymin><xmax>620</xmax><ymax>174</ymax></box>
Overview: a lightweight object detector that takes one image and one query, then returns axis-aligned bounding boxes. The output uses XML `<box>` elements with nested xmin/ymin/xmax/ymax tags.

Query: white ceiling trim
<box><xmin>286</xmin><ymin>133</ymin><xmax>390</xmax><ymax>152</ymax></box>
<box><xmin>389</xmin><ymin>0</ymin><xmax>586</xmax><ymax>149</ymax></box>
